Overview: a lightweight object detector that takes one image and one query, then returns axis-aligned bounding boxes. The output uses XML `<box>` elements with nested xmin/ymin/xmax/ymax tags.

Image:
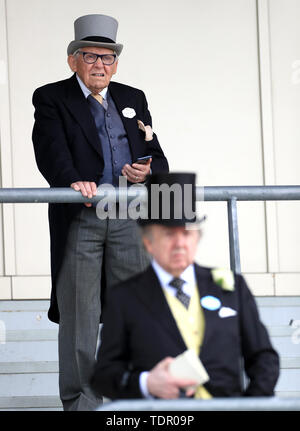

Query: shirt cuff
<box><xmin>139</xmin><ymin>371</ymin><xmax>154</xmax><ymax>399</ymax></box>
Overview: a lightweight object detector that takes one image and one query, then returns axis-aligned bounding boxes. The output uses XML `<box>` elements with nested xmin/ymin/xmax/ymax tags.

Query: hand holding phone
<box><xmin>133</xmin><ymin>155</ymin><xmax>152</xmax><ymax>165</ymax></box>
<box><xmin>122</xmin><ymin>155</ymin><xmax>152</xmax><ymax>183</ymax></box>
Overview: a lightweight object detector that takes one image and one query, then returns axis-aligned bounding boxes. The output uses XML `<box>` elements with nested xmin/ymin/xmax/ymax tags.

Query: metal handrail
<box><xmin>97</xmin><ymin>396</ymin><xmax>300</xmax><ymax>411</ymax></box>
<box><xmin>0</xmin><ymin>185</ymin><xmax>300</xmax><ymax>203</ymax></box>
<box><xmin>1</xmin><ymin>185</ymin><xmax>300</xmax><ymax>273</ymax></box>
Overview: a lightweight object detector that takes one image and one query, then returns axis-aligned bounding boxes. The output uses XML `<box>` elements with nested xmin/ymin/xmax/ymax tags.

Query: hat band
<box><xmin>81</xmin><ymin>36</ymin><xmax>115</xmax><ymax>44</ymax></box>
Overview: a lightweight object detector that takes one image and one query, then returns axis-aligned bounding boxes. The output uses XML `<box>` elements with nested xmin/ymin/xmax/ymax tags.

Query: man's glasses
<box><xmin>77</xmin><ymin>51</ymin><xmax>117</xmax><ymax>66</ymax></box>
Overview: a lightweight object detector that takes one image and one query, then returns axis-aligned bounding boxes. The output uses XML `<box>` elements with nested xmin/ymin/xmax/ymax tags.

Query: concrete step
<box><xmin>0</xmin><ymin>340</ymin><xmax>58</xmax><ymax>362</ymax></box>
<box><xmin>0</xmin><ymin>361</ymin><xmax>58</xmax><ymax>374</ymax></box>
<box><xmin>0</xmin><ymin>300</ymin><xmax>60</xmax><ymax>410</ymax></box>
<box><xmin>0</xmin><ymin>372</ymin><xmax>59</xmax><ymax>397</ymax></box>
<box><xmin>256</xmin><ymin>297</ymin><xmax>300</xmax><ymax>398</ymax></box>
<box><xmin>0</xmin><ymin>395</ymin><xmax>62</xmax><ymax>410</ymax></box>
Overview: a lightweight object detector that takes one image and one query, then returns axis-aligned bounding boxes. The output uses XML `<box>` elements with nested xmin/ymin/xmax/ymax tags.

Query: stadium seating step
<box><xmin>0</xmin><ymin>297</ymin><xmax>299</xmax><ymax>410</ymax></box>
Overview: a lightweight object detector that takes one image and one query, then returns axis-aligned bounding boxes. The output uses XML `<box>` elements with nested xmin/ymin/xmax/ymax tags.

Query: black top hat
<box><xmin>138</xmin><ymin>172</ymin><xmax>204</xmax><ymax>227</ymax></box>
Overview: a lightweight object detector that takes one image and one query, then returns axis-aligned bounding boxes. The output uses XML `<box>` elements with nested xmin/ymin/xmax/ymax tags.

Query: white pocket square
<box><xmin>122</xmin><ymin>107</ymin><xmax>136</xmax><ymax>119</ymax></box>
<box><xmin>218</xmin><ymin>306</ymin><xmax>237</xmax><ymax>318</ymax></box>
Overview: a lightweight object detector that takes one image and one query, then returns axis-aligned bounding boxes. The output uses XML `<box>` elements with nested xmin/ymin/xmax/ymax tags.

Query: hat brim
<box><xmin>137</xmin><ymin>215</ymin><xmax>206</xmax><ymax>227</ymax></box>
<box><xmin>67</xmin><ymin>40</ymin><xmax>123</xmax><ymax>56</ymax></box>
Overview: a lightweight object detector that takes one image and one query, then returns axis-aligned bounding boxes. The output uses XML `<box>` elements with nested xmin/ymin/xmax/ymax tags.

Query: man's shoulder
<box><xmin>116</xmin><ymin>265</ymin><xmax>153</xmax><ymax>289</ymax></box>
<box><xmin>194</xmin><ymin>262</ymin><xmax>213</xmax><ymax>278</ymax></box>
<box><xmin>194</xmin><ymin>262</ymin><xmax>248</xmax><ymax>294</ymax></box>
<box><xmin>109</xmin><ymin>81</ymin><xmax>145</xmax><ymax>97</ymax></box>
<box><xmin>33</xmin><ymin>75</ymin><xmax>75</xmax><ymax>97</ymax></box>
<box><xmin>106</xmin><ymin>265</ymin><xmax>153</xmax><ymax>298</ymax></box>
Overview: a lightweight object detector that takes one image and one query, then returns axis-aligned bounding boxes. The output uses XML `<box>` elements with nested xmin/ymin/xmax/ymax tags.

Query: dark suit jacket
<box><xmin>91</xmin><ymin>264</ymin><xmax>280</xmax><ymax>399</ymax></box>
<box><xmin>32</xmin><ymin>74</ymin><xmax>169</xmax><ymax>323</ymax></box>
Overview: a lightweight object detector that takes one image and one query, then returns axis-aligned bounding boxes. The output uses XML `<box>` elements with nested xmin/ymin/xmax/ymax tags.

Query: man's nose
<box><xmin>94</xmin><ymin>57</ymin><xmax>104</xmax><ymax>67</ymax></box>
<box><xmin>173</xmin><ymin>232</ymin><xmax>186</xmax><ymax>246</ymax></box>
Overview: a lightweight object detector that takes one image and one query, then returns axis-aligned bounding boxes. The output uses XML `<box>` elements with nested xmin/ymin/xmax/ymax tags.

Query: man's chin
<box><xmin>89</xmin><ymin>79</ymin><xmax>108</xmax><ymax>92</ymax></box>
<box><xmin>169</xmin><ymin>262</ymin><xmax>189</xmax><ymax>276</ymax></box>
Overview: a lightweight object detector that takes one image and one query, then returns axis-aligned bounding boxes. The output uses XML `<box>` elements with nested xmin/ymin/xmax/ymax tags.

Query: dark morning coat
<box><xmin>32</xmin><ymin>74</ymin><xmax>169</xmax><ymax>323</ymax></box>
<box><xmin>91</xmin><ymin>264</ymin><xmax>280</xmax><ymax>399</ymax></box>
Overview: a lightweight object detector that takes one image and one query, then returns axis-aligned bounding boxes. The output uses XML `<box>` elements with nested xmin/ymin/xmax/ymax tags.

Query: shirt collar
<box><xmin>151</xmin><ymin>259</ymin><xmax>196</xmax><ymax>297</ymax></box>
<box><xmin>76</xmin><ymin>74</ymin><xmax>108</xmax><ymax>100</ymax></box>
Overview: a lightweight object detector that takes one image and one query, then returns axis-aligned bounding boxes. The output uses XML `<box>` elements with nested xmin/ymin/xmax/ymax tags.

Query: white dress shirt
<box><xmin>139</xmin><ymin>260</ymin><xmax>196</xmax><ymax>398</ymax></box>
<box><xmin>76</xmin><ymin>74</ymin><xmax>108</xmax><ymax>100</ymax></box>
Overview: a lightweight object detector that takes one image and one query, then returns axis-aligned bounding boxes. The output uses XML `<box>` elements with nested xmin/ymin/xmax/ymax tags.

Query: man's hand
<box><xmin>147</xmin><ymin>357</ymin><xmax>197</xmax><ymax>399</ymax></box>
<box><xmin>122</xmin><ymin>158</ymin><xmax>152</xmax><ymax>183</ymax></box>
<box><xmin>71</xmin><ymin>181</ymin><xmax>97</xmax><ymax>207</ymax></box>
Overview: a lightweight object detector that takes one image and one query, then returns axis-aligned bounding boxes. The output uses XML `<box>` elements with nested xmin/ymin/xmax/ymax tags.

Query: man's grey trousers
<box><xmin>56</xmin><ymin>207</ymin><xmax>150</xmax><ymax>411</ymax></box>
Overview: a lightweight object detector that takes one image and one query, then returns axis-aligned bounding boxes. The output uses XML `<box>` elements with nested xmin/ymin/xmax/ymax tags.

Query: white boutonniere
<box><xmin>137</xmin><ymin>120</ymin><xmax>153</xmax><ymax>142</ymax></box>
<box><xmin>122</xmin><ymin>107</ymin><xmax>136</xmax><ymax>119</ymax></box>
<box><xmin>211</xmin><ymin>268</ymin><xmax>235</xmax><ymax>291</ymax></box>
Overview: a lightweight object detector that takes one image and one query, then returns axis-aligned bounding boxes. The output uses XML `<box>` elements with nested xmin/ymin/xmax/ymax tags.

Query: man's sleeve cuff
<box><xmin>139</xmin><ymin>371</ymin><xmax>154</xmax><ymax>399</ymax></box>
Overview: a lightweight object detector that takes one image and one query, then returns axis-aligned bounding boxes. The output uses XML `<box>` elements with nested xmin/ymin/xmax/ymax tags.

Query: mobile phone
<box><xmin>133</xmin><ymin>155</ymin><xmax>152</xmax><ymax>164</ymax></box>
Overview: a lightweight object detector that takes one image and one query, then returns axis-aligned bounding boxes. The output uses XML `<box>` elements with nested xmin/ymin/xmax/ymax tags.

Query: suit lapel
<box><xmin>63</xmin><ymin>74</ymin><xmax>104</xmax><ymax>158</ymax></box>
<box><xmin>194</xmin><ymin>264</ymin><xmax>216</xmax><ymax>354</ymax></box>
<box><xmin>133</xmin><ymin>266</ymin><xmax>186</xmax><ymax>350</ymax></box>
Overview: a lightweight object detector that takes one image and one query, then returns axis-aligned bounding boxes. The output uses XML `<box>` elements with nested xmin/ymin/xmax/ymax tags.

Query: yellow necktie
<box><xmin>91</xmin><ymin>93</ymin><xmax>103</xmax><ymax>105</ymax></box>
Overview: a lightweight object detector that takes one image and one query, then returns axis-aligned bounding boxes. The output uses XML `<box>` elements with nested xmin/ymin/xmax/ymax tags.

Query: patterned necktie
<box><xmin>90</xmin><ymin>93</ymin><xmax>108</xmax><ymax>110</ymax></box>
<box><xmin>169</xmin><ymin>277</ymin><xmax>190</xmax><ymax>309</ymax></box>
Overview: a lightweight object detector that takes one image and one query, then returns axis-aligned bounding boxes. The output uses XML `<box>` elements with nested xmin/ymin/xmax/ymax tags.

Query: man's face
<box><xmin>68</xmin><ymin>46</ymin><xmax>118</xmax><ymax>93</ymax></box>
<box><xmin>143</xmin><ymin>225</ymin><xmax>200</xmax><ymax>277</ymax></box>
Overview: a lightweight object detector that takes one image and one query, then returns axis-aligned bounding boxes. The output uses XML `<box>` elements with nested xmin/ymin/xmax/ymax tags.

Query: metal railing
<box><xmin>1</xmin><ymin>184</ymin><xmax>300</xmax><ymax>274</ymax></box>
<box><xmin>97</xmin><ymin>396</ymin><xmax>300</xmax><ymax>411</ymax></box>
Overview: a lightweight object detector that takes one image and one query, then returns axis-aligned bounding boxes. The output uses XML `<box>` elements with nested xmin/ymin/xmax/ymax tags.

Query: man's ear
<box><xmin>67</xmin><ymin>54</ymin><xmax>77</xmax><ymax>72</ymax></box>
<box><xmin>142</xmin><ymin>235</ymin><xmax>153</xmax><ymax>255</ymax></box>
<box><xmin>112</xmin><ymin>59</ymin><xmax>118</xmax><ymax>76</ymax></box>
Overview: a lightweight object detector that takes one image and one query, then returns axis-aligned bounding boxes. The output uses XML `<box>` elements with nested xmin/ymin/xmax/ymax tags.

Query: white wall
<box><xmin>0</xmin><ymin>0</ymin><xmax>299</xmax><ymax>299</ymax></box>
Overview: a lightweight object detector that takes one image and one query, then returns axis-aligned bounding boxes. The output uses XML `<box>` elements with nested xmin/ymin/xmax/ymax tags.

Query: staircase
<box><xmin>0</xmin><ymin>297</ymin><xmax>299</xmax><ymax>410</ymax></box>
<box><xmin>0</xmin><ymin>300</ymin><xmax>61</xmax><ymax>410</ymax></box>
<box><xmin>257</xmin><ymin>296</ymin><xmax>300</xmax><ymax>398</ymax></box>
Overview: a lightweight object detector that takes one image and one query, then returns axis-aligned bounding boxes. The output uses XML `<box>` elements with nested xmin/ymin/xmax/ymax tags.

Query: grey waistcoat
<box><xmin>87</xmin><ymin>91</ymin><xmax>132</xmax><ymax>186</ymax></box>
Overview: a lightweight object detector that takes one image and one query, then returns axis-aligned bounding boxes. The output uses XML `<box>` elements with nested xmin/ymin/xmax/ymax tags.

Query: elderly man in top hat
<box><xmin>91</xmin><ymin>172</ymin><xmax>280</xmax><ymax>401</ymax></box>
<box><xmin>32</xmin><ymin>14</ymin><xmax>168</xmax><ymax>410</ymax></box>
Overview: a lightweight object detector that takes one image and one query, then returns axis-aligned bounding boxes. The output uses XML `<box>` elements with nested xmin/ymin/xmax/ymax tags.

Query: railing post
<box><xmin>227</xmin><ymin>198</ymin><xmax>241</xmax><ymax>274</ymax></box>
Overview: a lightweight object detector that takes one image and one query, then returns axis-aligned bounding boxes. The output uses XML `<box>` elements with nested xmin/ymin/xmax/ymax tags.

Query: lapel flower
<box><xmin>122</xmin><ymin>107</ymin><xmax>136</xmax><ymax>119</ymax></box>
<box><xmin>137</xmin><ymin>120</ymin><xmax>153</xmax><ymax>142</ymax></box>
<box><xmin>211</xmin><ymin>268</ymin><xmax>235</xmax><ymax>291</ymax></box>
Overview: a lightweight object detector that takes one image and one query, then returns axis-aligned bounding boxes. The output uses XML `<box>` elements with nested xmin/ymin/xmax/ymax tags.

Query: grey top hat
<box><xmin>67</xmin><ymin>14</ymin><xmax>123</xmax><ymax>56</ymax></box>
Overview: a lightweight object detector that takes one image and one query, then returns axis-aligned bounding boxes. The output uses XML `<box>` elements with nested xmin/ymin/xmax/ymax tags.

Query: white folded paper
<box><xmin>169</xmin><ymin>349</ymin><xmax>209</xmax><ymax>389</ymax></box>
